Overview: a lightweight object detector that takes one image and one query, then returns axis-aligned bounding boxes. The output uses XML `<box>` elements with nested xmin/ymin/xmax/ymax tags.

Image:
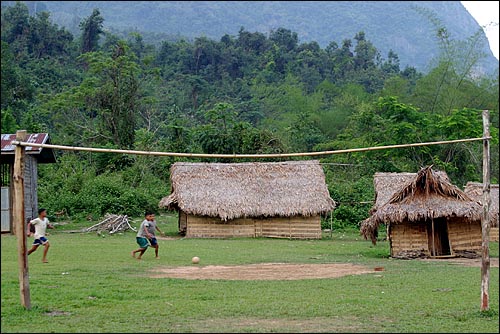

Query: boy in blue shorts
<box><xmin>132</xmin><ymin>211</ymin><xmax>164</xmax><ymax>260</ymax></box>
<box><xmin>27</xmin><ymin>208</ymin><xmax>54</xmax><ymax>263</ymax></box>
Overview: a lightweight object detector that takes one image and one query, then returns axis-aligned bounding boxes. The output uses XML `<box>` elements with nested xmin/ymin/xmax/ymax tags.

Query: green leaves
<box><xmin>436</xmin><ymin>108</ymin><xmax>483</xmax><ymax>139</ymax></box>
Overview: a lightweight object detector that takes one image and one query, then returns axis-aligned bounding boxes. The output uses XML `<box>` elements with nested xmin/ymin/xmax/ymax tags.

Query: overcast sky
<box><xmin>461</xmin><ymin>1</ymin><xmax>499</xmax><ymax>60</ymax></box>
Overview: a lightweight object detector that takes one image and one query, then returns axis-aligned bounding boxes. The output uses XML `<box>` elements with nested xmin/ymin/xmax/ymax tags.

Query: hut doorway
<box><xmin>427</xmin><ymin>218</ymin><xmax>452</xmax><ymax>257</ymax></box>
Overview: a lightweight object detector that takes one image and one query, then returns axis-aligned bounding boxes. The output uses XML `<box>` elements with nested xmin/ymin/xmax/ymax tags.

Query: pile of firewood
<box><xmin>83</xmin><ymin>214</ymin><xmax>136</xmax><ymax>235</ymax></box>
<box><xmin>455</xmin><ymin>250</ymin><xmax>480</xmax><ymax>259</ymax></box>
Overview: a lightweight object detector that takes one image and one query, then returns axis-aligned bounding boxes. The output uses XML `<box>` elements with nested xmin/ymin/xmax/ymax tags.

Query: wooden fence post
<box><xmin>13</xmin><ymin>130</ymin><xmax>30</xmax><ymax>309</ymax></box>
<box><xmin>480</xmin><ymin>110</ymin><xmax>491</xmax><ymax>312</ymax></box>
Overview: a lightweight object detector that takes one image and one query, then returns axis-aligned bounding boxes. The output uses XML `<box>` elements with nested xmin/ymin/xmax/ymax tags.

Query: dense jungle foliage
<box><xmin>1</xmin><ymin>2</ymin><xmax>498</xmax><ymax>228</ymax></box>
<box><xmin>5</xmin><ymin>1</ymin><xmax>498</xmax><ymax>74</ymax></box>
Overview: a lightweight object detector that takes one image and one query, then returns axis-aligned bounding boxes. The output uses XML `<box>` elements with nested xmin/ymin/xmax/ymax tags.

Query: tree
<box><xmin>194</xmin><ymin>102</ymin><xmax>283</xmax><ymax>157</ymax></box>
<box><xmin>44</xmin><ymin>40</ymin><xmax>141</xmax><ymax>150</ymax></box>
<box><xmin>269</xmin><ymin>27</ymin><xmax>298</xmax><ymax>52</ymax></box>
<box><xmin>413</xmin><ymin>8</ymin><xmax>490</xmax><ymax>115</ymax></box>
<box><xmin>79</xmin><ymin>8</ymin><xmax>104</xmax><ymax>53</ymax></box>
<box><xmin>0</xmin><ymin>41</ymin><xmax>35</xmax><ymax>127</ymax></box>
<box><xmin>79</xmin><ymin>41</ymin><xmax>140</xmax><ymax>148</ymax></box>
<box><xmin>29</xmin><ymin>11</ymin><xmax>73</xmax><ymax>59</ymax></box>
<box><xmin>1</xmin><ymin>107</ymin><xmax>18</xmax><ymax>133</ymax></box>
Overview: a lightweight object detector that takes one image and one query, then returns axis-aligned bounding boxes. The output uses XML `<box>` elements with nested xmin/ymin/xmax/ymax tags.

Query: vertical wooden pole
<box><xmin>431</xmin><ymin>218</ymin><xmax>435</xmax><ymax>257</ymax></box>
<box><xmin>13</xmin><ymin>130</ymin><xmax>30</xmax><ymax>309</ymax></box>
<box><xmin>480</xmin><ymin>110</ymin><xmax>491</xmax><ymax>312</ymax></box>
<box><xmin>329</xmin><ymin>211</ymin><xmax>333</xmax><ymax>239</ymax></box>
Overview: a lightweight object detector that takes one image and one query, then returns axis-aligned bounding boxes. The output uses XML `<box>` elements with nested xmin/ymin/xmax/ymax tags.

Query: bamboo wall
<box><xmin>389</xmin><ymin>222</ymin><xmax>430</xmax><ymax>257</ymax></box>
<box><xmin>491</xmin><ymin>227</ymin><xmax>499</xmax><ymax>242</ymax></box>
<box><xmin>447</xmin><ymin>218</ymin><xmax>482</xmax><ymax>252</ymax></box>
<box><xmin>1</xmin><ymin>156</ymin><xmax>38</xmax><ymax>233</ymax></box>
<box><xmin>183</xmin><ymin>213</ymin><xmax>321</xmax><ymax>239</ymax></box>
<box><xmin>389</xmin><ymin>219</ymin><xmax>483</xmax><ymax>257</ymax></box>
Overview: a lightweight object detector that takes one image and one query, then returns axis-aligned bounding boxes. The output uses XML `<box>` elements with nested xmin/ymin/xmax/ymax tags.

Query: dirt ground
<box><xmin>150</xmin><ymin>257</ymin><xmax>499</xmax><ymax>280</ymax></box>
<box><xmin>150</xmin><ymin>263</ymin><xmax>374</xmax><ymax>280</ymax></box>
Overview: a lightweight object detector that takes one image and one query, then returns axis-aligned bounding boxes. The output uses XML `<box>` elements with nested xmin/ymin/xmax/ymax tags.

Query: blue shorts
<box><xmin>149</xmin><ymin>237</ymin><xmax>158</xmax><ymax>247</ymax></box>
<box><xmin>33</xmin><ymin>236</ymin><xmax>48</xmax><ymax>245</ymax></box>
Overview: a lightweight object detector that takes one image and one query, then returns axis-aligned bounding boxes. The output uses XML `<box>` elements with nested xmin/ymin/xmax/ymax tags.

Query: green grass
<box><xmin>1</xmin><ymin>216</ymin><xmax>498</xmax><ymax>333</ymax></box>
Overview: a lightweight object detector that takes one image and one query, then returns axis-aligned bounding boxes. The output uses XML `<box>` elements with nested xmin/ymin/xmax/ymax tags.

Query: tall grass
<box><xmin>1</xmin><ymin>218</ymin><xmax>498</xmax><ymax>333</ymax></box>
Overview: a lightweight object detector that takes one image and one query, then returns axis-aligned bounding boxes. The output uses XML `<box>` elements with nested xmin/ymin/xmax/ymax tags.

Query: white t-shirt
<box><xmin>30</xmin><ymin>217</ymin><xmax>49</xmax><ymax>239</ymax></box>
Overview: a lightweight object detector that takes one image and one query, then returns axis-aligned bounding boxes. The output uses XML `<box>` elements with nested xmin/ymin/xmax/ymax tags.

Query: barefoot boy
<box><xmin>132</xmin><ymin>212</ymin><xmax>164</xmax><ymax>260</ymax></box>
<box><xmin>27</xmin><ymin>208</ymin><xmax>54</xmax><ymax>263</ymax></box>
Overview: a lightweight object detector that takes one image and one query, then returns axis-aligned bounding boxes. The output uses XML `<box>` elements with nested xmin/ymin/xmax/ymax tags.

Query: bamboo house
<box><xmin>464</xmin><ymin>182</ymin><xmax>499</xmax><ymax>241</ymax></box>
<box><xmin>159</xmin><ymin>160</ymin><xmax>335</xmax><ymax>239</ymax></box>
<box><xmin>1</xmin><ymin>133</ymin><xmax>56</xmax><ymax>233</ymax></box>
<box><xmin>361</xmin><ymin>166</ymin><xmax>482</xmax><ymax>258</ymax></box>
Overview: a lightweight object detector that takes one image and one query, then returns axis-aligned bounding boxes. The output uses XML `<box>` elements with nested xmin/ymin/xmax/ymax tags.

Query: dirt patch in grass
<box><xmin>150</xmin><ymin>262</ymin><xmax>373</xmax><ymax>280</ymax></box>
<box><xmin>173</xmin><ymin>316</ymin><xmax>367</xmax><ymax>333</ymax></box>
<box><xmin>44</xmin><ymin>310</ymin><xmax>71</xmax><ymax>316</ymax></box>
<box><xmin>420</xmin><ymin>257</ymin><xmax>499</xmax><ymax>267</ymax></box>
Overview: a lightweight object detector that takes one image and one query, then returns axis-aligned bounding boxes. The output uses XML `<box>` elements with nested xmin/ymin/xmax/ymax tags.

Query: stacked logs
<box><xmin>83</xmin><ymin>214</ymin><xmax>136</xmax><ymax>235</ymax></box>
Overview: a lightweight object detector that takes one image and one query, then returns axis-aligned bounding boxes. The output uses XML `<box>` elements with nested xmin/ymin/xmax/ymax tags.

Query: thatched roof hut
<box><xmin>360</xmin><ymin>170</ymin><xmax>449</xmax><ymax>244</ymax></box>
<box><xmin>464</xmin><ymin>182</ymin><xmax>499</xmax><ymax>228</ymax></box>
<box><xmin>159</xmin><ymin>160</ymin><xmax>335</xmax><ymax>239</ymax></box>
<box><xmin>361</xmin><ymin>166</ymin><xmax>483</xmax><ymax>258</ymax></box>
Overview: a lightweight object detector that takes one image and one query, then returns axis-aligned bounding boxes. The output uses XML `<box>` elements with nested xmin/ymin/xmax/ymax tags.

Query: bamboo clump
<box><xmin>83</xmin><ymin>214</ymin><xmax>136</xmax><ymax>235</ymax></box>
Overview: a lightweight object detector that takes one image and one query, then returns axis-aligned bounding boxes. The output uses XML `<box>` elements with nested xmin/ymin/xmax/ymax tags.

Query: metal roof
<box><xmin>1</xmin><ymin>133</ymin><xmax>56</xmax><ymax>163</ymax></box>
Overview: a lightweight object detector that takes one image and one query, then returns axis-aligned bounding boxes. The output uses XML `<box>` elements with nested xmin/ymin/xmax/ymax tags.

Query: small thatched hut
<box><xmin>361</xmin><ymin>166</ymin><xmax>482</xmax><ymax>258</ymax></box>
<box><xmin>359</xmin><ymin>171</ymin><xmax>449</xmax><ymax>244</ymax></box>
<box><xmin>464</xmin><ymin>182</ymin><xmax>499</xmax><ymax>241</ymax></box>
<box><xmin>159</xmin><ymin>160</ymin><xmax>335</xmax><ymax>239</ymax></box>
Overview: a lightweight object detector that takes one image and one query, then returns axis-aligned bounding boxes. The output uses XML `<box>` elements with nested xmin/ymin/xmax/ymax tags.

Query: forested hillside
<box><xmin>2</xmin><ymin>0</ymin><xmax>498</xmax><ymax>75</ymax></box>
<box><xmin>1</xmin><ymin>2</ymin><xmax>498</xmax><ymax>228</ymax></box>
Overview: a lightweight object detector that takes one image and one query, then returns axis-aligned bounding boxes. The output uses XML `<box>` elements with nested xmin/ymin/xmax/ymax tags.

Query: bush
<box><xmin>75</xmin><ymin>173</ymin><xmax>161</xmax><ymax>217</ymax></box>
<box><xmin>325</xmin><ymin>173</ymin><xmax>374</xmax><ymax>229</ymax></box>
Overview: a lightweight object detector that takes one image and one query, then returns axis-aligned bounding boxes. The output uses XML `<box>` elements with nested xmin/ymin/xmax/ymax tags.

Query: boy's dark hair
<box><xmin>145</xmin><ymin>211</ymin><xmax>155</xmax><ymax>217</ymax></box>
<box><xmin>38</xmin><ymin>208</ymin><xmax>47</xmax><ymax>215</ymax></box>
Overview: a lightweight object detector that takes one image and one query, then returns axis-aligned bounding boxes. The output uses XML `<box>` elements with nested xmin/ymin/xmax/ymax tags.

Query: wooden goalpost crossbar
<box><xmin>11</xmin><ymin>136</ymin><xmax>488</xmax><ymax>159</ymax></box>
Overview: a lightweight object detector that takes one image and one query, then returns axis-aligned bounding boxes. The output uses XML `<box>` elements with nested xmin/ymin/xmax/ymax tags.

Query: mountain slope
<box><xmin>5</xmin><ymin>1</ymin><xmax>498</xmax><ymax>74</ymax></box>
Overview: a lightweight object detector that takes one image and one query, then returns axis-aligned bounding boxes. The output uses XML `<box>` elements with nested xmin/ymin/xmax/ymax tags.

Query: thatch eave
<box><xmin>464</xmin><ymin>182</ymin><xmax>499</xmax><ymax>227</ymax></box>
<box><xmin>360</xmin><ymin>217</ymin><xmax>379</xmax><ymax>245</ymax></box>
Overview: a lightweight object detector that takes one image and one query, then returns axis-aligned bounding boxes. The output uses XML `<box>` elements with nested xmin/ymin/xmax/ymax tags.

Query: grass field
<box><xmin>1</xmin><ymin>216</ymin><xmax>499</xmax><ymax>333</ymax></box>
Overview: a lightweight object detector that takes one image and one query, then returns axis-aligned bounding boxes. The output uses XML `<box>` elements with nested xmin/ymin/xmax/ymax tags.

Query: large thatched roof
<box><xmin>361</xmin><ymin>166</ymin><xmax>481</xmax><ymax>244</ymax></box>
<box><xmin>159</xmin><ymin>160</ymin><xmax>335</xmax><ymax>221</ymax></box>
<box><xmin>464</xmin><ymin>182</ymin><xmax>499</xmax><ymax>227</ymax></box>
